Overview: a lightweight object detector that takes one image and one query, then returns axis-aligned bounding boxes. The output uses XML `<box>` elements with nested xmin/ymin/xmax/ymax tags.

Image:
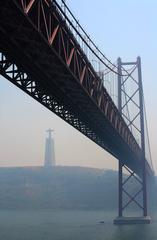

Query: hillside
<box><xmin>0</xmin><ymin>166</ymin><xmax>155</xmax><ymax>210</ymax></box>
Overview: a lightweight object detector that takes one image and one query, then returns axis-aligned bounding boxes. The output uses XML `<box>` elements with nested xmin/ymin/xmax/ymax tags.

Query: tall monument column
<box><xmin>44</xmin><ymin>129</ymin><xmax>55</xmax><ymax>167</ymax></box>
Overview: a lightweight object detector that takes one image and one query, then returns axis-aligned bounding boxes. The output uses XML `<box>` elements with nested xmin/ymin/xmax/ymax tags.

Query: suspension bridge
<box><xmin>0</xmin><ymin>0</ymin><xmax>154</xmax><ymax>224</ymax></box>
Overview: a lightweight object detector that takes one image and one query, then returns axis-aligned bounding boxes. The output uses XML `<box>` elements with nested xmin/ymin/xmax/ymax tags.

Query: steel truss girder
<box><xmin>0</xmin><ymin>0</ymin><xmax>141</xmax><ymax>157</ymax></box>
<box><xmin>0</xmin><ymin>0</ymin><xmax>153</xmax><ymax>176</ymax></box>
<box><xmin>0</xmin><ymin>52</ymin><xmax>123</xmax><ymax>157</ymax></box>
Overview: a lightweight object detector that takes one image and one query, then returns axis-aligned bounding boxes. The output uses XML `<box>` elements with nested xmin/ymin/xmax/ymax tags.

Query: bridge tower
<box><xmin>44</xmin><ymin>129</ymin><xmax>55</xmax><ymax>167</ymax></box>
<box><xmin>114</xmin><ymin>57</ymin><xmax>151</xmax><ymax>224</ymax></box>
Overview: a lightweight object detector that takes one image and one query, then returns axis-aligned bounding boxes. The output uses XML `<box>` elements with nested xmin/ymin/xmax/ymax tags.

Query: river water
<box><xmin>0</xmin><ymin>209</ymin><xmax>156</xmax><ymax>240</ymax></box>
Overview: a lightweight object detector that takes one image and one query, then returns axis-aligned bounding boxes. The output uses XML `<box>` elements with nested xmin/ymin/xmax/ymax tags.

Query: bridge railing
<box><xmin>54</xmin><ymin>1</ymin><xmax>136</xmax><ymax>107</ymax></box>
<box><xmin>53</xmin><ymin>1</ymin><xmax>119</xmax><ymax>74</ymax></box>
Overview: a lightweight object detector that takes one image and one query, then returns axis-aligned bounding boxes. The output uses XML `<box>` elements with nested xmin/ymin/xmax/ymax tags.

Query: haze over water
<box><xmin>0</xmin><ymin>210</ymin><xmax>156</xmax><ymax>240</ymax></box>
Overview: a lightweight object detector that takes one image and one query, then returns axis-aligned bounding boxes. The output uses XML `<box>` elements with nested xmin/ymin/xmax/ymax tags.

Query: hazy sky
<box><xmin>0</xmin><ymin>0</ymin><xmax>157</xmax><ymax>172</ymax></box>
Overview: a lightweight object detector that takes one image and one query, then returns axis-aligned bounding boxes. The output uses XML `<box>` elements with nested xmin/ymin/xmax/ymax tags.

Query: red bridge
<box><xmin>0</xmin><ymin>0</ymin><xmax>154</xmax><ymax>223</ymax></box>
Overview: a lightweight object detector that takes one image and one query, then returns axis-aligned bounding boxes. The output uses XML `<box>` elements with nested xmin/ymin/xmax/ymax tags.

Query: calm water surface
<box><xmin>0</xmin><ymin>209</ymin><xmax>156</xmax><ymax>240</ymax></box>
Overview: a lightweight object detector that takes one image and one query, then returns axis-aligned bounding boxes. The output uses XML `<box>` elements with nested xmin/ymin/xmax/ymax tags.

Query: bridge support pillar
<box><xmin>114</xmin><ymin>163</ymin><xmax>151</xmax><ymax>224</ymax></box>
<box><xmin>118</xmin><ymin>162</ymin><xmax>123</xmax><ymax>218</ymax></box>
<box><xmin>114</xmin><ymin>57</ymin><xmax>151</xmax><ymax>225</ymax></box>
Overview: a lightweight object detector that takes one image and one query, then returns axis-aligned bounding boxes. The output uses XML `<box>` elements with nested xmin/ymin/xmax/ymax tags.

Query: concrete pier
<box><xmin>114</xmin><ymin>216</ymin><xmax>151</xmax><ymax>225</ymax></box>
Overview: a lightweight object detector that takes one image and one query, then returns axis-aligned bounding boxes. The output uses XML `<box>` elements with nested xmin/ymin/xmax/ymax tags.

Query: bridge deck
<box><xmin>0</xmin><ymin>0</ymin><xmax>152</xmax><ymax>176</ymax></box>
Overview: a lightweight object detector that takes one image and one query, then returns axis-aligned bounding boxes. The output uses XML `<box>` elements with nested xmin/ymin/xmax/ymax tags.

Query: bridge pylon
<box><xmin>114</xmin><ymin>57</ymin><xmax>151</xmax><ymax>224</ymax></box>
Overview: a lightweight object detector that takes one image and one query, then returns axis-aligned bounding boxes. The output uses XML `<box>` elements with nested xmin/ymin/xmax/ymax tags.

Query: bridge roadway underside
<box><xmin>0</xmin><ymin>0</ymin><xmax>144</xmax><ymax>176</ymax></box>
